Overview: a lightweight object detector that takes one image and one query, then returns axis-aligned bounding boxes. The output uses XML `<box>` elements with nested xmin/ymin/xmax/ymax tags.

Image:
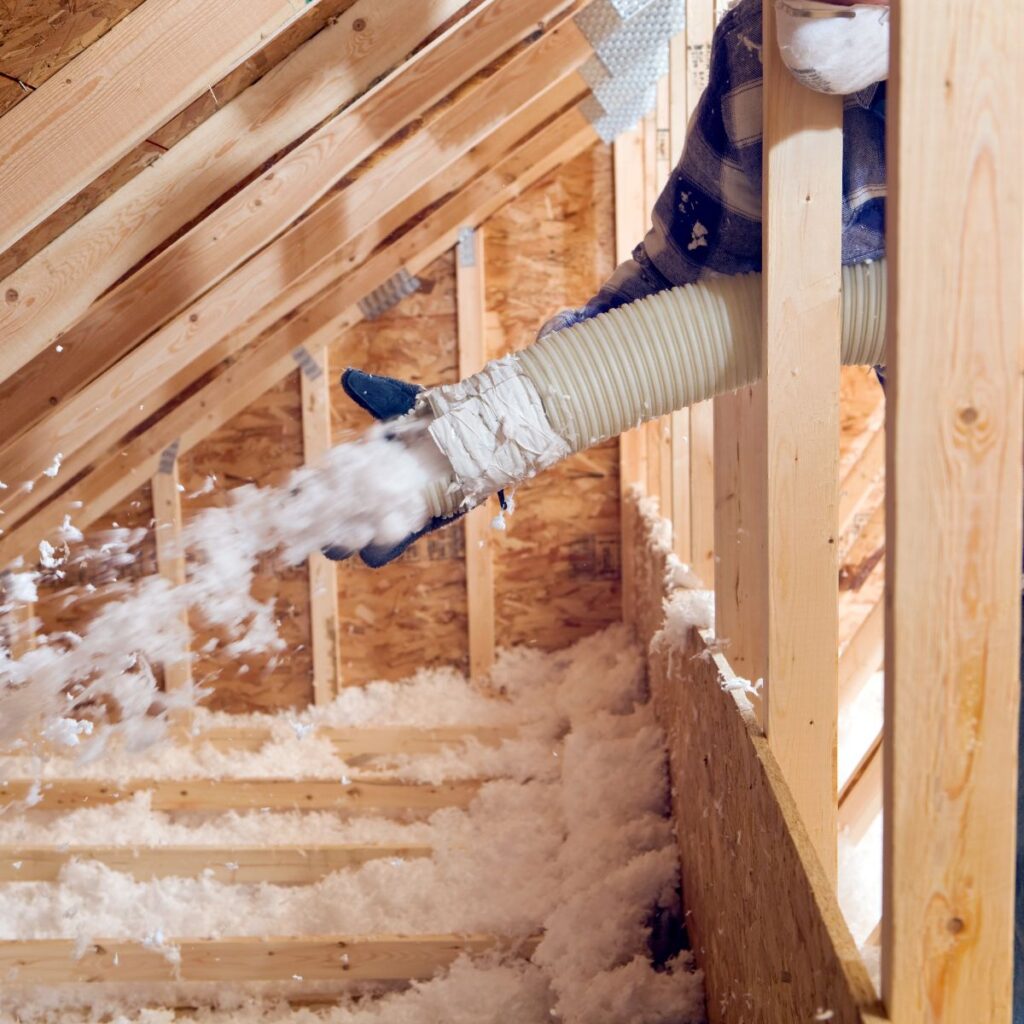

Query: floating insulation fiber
<box><xmin>0</xmin><ymin>627</ymin><xmax>706</xmax><ymax>1024</ymax></box>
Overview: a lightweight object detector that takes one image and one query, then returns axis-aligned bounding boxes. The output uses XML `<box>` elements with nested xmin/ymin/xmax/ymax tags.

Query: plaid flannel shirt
<box><xmin>542</xmin><ymin>0</ymin><xmax>887</xmax><ymax>333</ymax></box>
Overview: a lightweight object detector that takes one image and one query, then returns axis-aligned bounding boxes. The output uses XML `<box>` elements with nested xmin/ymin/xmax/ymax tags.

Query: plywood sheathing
<box><xmin>485</xmin><ymin>145</ymin><xmax>621</xmax><ymax>649</ymax></box>
<box><xmin>179</xmin><ymin>373</ymin><xmax>314</xmax><ymax>712</ymax></box>
<box><xmin>327</xmin><ymin>252</ymin><xmax>469</xmax><ymax>686</ymax></box>
<box><xmin>630</xmin><ymin>495</ymin><xmax>882</xmax><ymax>1024</ymax></box>
<box><xmin>34</xmin><ymin>482</ymin><xmax>159</xmax><ymax>681</ymax></box>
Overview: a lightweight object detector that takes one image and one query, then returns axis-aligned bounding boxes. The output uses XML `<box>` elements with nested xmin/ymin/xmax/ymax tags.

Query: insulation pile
<box><xmin>0</xmin><ymin>626</ymin><xmax>706</xmax><ymax>1023</ymax></box>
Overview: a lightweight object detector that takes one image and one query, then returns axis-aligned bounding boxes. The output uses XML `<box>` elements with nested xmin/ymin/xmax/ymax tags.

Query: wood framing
<box><xmin>456</xmin><ymin>226</ymin><xmax>497</xmax><ymax>679</ymax></box>
<box><xmin>0</xmin><ymin>27</ymin><xmax>593</xmax><ymax>537</ymax></box>
<box><xmin>0</xmin><ymin>844</ymin><xmax>432</xmax><ymax>884</ymax></box>
<box><xmin>299</xmin><ymin>345</ymin><xmax>342</xmax><ymax>700</ymax></box>
<box><xmin>151</xmin><ymin>453</ymin><xmax>192</xmax><ymax>692</ymax></box>
<box><xmin>0</xmin><ymin>0</ymin><xmax>318</xmax><ymax>259</ymax></box>
<box><xmin>0</xmin><ymin>934</ymin><xmax>533</xmax><ymax>985</ymax></box>
<box><xmin>0</xmin><ymin>0</ymin><xmax>469</xmax><ymax>427</ymax></box>
<box><xmin>758</xmin><ymin>0</ymin><xmax>843</xmax><ymax>879</ymax></box>
<box><xmin>883</xmin><ymin>0</ymin><xmax>1023</xmax><ymax>1016</ymax></box>
<box><xmin>0</xmin><ymin>100</ymin><xmax>598</xmax><ymax>567</ymax></box>
<box><xmin>0</xmin><ymin>778</ymin><xmax>480</xmax><ymax>814</ymax></box>
<box><xmin>631</xmin><ymin>496</ymin><xmax>881</xmax><ymax>1023</ymax></box>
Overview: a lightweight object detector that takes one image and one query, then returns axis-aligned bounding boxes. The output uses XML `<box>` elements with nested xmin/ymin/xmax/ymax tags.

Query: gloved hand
<box><xmin>323</xmin><ymin>369</ymin><xmax>468</xmax><ymax>568</ymax></box>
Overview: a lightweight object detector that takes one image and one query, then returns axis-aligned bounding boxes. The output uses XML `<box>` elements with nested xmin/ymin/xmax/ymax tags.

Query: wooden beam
<box><xmin>613</xmin><ymin>123</ymin><xmax>648</xmax><ymax>626</ymax></box>
<box><xmin>0</xmin><ymin>105</ymin><xmax>598</xmax><ymax>565</ymax></box>
<box><xmin>151</xmin><ymin>452</ymin><xmax>192</xmax><ymax>693</ymax></box>
<box><xmin>759</xmin><ymin>0</ymin><xmax>843</xmax><ymax>883</ymax></box>
<box><xmin>883</xmin><ymin>0</ymin><xmax>1023</xmax><ymax>1016</ymax></box>
<box><xmin>0</xmin><ymin>0</ymin><xmax>471</xmax><ymax>433</ymax></box>
<box><xmin>838</xmin><ymin>597</ymin><xmax>883</xmax><ymax>714</ymax></box>
<box><xmin>683</xmin><ymin>0</ymin><xmax>717</xmax><ymax>585</ymax></box>
<box><xmin>838</xmin><ymin>731</ymin><xmax>881</xmax><ymax>847</ymax></box>
<box><xmin>455</xmin><ymin>226</ymin><xmax>496</xmax><ymax>679</ymax></box>
<box><xmin>838</xmin><ymin>426</ymin><xmax>884</xmax><ymax>540</ymax></box>
<box><xmin>0</xmin><ymin>843</ymin><xmax>432</xmax><ymax>884</ymax></box>
<box><xmin>0</xmin><ymin>0</ymin><xmax>319</xmax><ymax>259</ymax></box>
<box><xmin>653</xmin><ymin>77</ymin><xmax>674</xmax><ymax>516</ymax></box>
<box><xmin>641</xmin><ymin>109</ymin><xmax>661</xmax><ymax>506</ymax></box>
<box><xmin>629</xmin><ymin>493</ymin><xmax>881</xmax><ymax>1021</ymax></box>
<box><xmin>0</xmin><ymin>26</ymin><xmax>593</xmax><ymax>535</ymax></box>
<box><xmin>0</xmin><ymin>934</ymin><xmax>530</xmax><ymax>985</ymax></box>
<box><xmin>0</xmin><ymin>777</ymin><xmax>479</xmax><ymax>814</ymax></box>
<box><xmin>299</xmin><ymin>345</ymin><xmax>342</xmax><ymax>701</ymax></box>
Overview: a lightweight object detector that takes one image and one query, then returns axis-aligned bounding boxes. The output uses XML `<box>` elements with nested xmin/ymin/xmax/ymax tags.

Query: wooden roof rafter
<box><xmin>0</xmin><ymin>0</ymin><xmax>582</xmax><ymax>430</ymax></box>
<box><xmin>0</xmin><ymin>0</ymin><xmax>328</xmax><ymax>257</ymax></box>
<box><xmin>0</xmin><ymin>91</ymin><xmax>598</xmax><ymax>565</ymax></box>
<box><xmin>0</xmin><ymin>18</ymin><xmax>594</xmax><ymax>541</ymax></box>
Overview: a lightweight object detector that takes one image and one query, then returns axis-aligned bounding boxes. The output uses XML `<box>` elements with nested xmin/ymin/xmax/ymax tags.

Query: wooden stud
<box><xmin>456</xmin><ymin>226</ymin><xmax>496</xmax><ymax>679</ymax></box>
<box><xmin>759</xmin><ymin>0</ymin><xmax>843</xmax><ymax>883</ymax></box>
<box><xmin>883</xmin><ymin>1</ymin><xmax>1023</xmax><ymax>1016</ymax></box>
<box><xmin>653</xmin><ymin>77</ymin><xmax>674</xmax><ymax>516</ymax></box>
<box><xmin>0</xmin><ymin>0</ymin><xmax>471</xmax><ymax>432</ymax></box>
<box><xmin>299</xmin><ymin>345</ymin><xmax>342</xmax><ymax>701</ymax></box>
<box><xmin>613</xmin><ymin>123</ymin><xmax>648</xmax><ymax>625</ymax></box>
<box><xmin>0</xmin><ymin>27</ymin><xmax>593</xmax><ymax>535</ymax></box>
<box><xmin>0</xmin><ymin>843</ymin><xmax>432</xmax><ymax>884</ymax></box>
<box><xmin>684</xmin><ymin>0</ymin><xmax>717</xmax><ymax>585</ymax></box>
<box><xmin>838</xmin><ymin>597</ymin><xmax>883</xmax><ymax>714</ymax></box>
<box><xmin>151</xmin><ymin>452</ymin><xmax>192</xmax><ymax>693</ymax></box>
<box><xmin>641</xmin><ymin>109</ymin><xmax>661</xmax><ymax>506</ymax></box>
<box><xmin>0</xmin><ymin>106</ymin><xmax>598</xmax><ymax>566</ymax></box>
<box><xmin>0</xmin><ymin>0</ymin><xmax>316</xmax><ymax>259</ymax></box>
<box><xmin>0</xmin><ymin>934</ymin><xmax>534</xmax><ymax>985</ymax></box>
<box><xmin>0</xmin><ymin>571</ymin><xmax>34</xmax><ymax>660</ymax></box>
<box><xmin>0</xmin><ymin>777</ymin><xmax>480</xmax><ymax>814</ymax></box>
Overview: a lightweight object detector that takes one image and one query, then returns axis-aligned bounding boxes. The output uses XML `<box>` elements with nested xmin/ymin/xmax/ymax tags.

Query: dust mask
<box><xmin>774</xmin><ymin>0</ymin><xmax>889</xmax><ymax>96</ymax></box>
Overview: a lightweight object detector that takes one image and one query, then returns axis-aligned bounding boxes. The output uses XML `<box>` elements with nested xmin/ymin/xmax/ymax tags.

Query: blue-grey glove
<box><xmin>323</xmin><ymin>369</ymin><xmax>466</xmax><ymax>568</ymax></box>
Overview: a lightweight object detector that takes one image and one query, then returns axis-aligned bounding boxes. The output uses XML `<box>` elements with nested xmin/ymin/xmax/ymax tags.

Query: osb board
<box><xmin>34</xmin><ymin>480</ymin><xmax>158</xmax><ymax>683</ymax></box>
<box><xmin>484</xmin><ymin>143</ymin><xmax>621</xmax><ymax>649</ymax></box>
<box><xmin>629</xmin><ymin>495</ymin><xmax>883</xmax><ymax>1024</ymax></box>
<box><xmin>838</xmin><ymin>366</ymin><xmax>884</xmax><ymax>476</ymax></box>
<box><xmin>178</xmin><ymin>371</ymin><xmax>314</xmax><ymax>712</ymax></box>
<box><xmin>328</xmin><ymin>251</ymin><xmax>469</xmax><ymax>685</ymax></box>
<box><xmin>0</xmin><ymin>0</ymin><xmax>359</xmax><ymax>280</ymax></box>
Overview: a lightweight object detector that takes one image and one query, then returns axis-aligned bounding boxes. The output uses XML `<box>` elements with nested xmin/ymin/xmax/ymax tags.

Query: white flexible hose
<box><xmin>423</xmin><ymin>259</ymin><xmax>886</xmax><ymax>514</ymax></box>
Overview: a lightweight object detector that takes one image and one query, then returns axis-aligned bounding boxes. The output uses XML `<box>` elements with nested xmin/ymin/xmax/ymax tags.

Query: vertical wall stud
<box><xmin>685</xmin><ymin>0</ymin><xmax>717</xmax><ymax>584</ymax></box>
<box><xmin>152</xmin><ymin>445</ymin><xmax>193</xmax><ymax>693</ymax></box>
<box><xmin>884</xmin><ymin>0</ymin><xmax>1023</xmax><ymax>1015</ymax></box>
<box><xmin>759</xmin><ymin>0</ymin><xmax>843</xmax><ymax>882</ymax></box>
<box><xmin>297</xmin><ymin>346</ymin><xmax>342</xmax><ymax>702</ymax></box>
<box><xmin>456</xmin><ymin>225</ymin><xmax>496</xmax><ymax>679</ymax></box>
<box><xmin>614</xmin><ymin>123</ymin><xmax>648</xmax><ymax>626</ymax></box>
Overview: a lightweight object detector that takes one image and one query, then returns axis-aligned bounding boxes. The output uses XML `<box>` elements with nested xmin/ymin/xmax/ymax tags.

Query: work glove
<box><xmin>322</xmin><ymin>369</ymin><xmax>468</xmax><ymax>568</ymax></box>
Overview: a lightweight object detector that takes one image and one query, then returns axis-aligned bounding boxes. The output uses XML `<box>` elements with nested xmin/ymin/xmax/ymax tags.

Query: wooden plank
<box><xmin>0</xmin><ymin>843</ymin><xmax>432</xmax><ymax>884</ymax></box>
<box><xmin>759</xmin><ymin>0</ymin><xmax>843</xmax><ymax>883</ymax></box>
<box><xmin>0</xmin><ymin>0</ymin><xmax>317</xmax><ymax>258</ymax></box>
<box><xmin>684</xmin><ymin>0</ymin><xmax>717</xmax><ymax>585</ymax></box>
<box><xmin>838</xmin><ymin>732</ymin><xmax>881</xmax><ymax>847</ymax></box>
<box><xmin>0</xmin><ymin>0</ymin><xmax>469</xmax><ymax>432</ymax></box>
<box><xmin>613</xmin><ymin>122</ymin><xmax>647</xmax><ymax>625</ymax></box>
<box><xmin>838</xmin><ymin>598</ymin><xmax>883</xmax><ymax>713</ymax></box>
<box><xmin>883</xmin><ymin>1</ymin><xmax>1023</xmax><ymax>1017</ymax></box>
<box><xmin>0</xmin><ymin>778</ymin><xmax>479</xmax><ymax>814</ymax></box>
<box><xmin>630</xmin><ymin>493</ymin><xmax>881</xmax><ymax>1022</ymax></box>
<box><xmin>712</xmin><ymin>384</ymin><xmax>767</xmax><ymax>688</ymax></box>
<box><xmin>455</xmin><ymin>226</ymin><xmax>496</xmax><ymax>679</ymax></box>
<box><xmin>0</xmin><ymin>29</ymin><xmax>592</xmax><ymax>534</ymax></box>
<box><xmin>299</xmin><ymin>345</ymin><xmax>342</xmax><ymax>701</ymax></box>
<box><xmin>838</xmin><ymin>427</ymin><xmax>884</xmax><ymax>541</ymax></box>
<box><xmin>151</xmin><ymin>454</ymin><xmax>192</xmax><ymax>693</ymax></box>
<box><xmin>667</xmin><ymin>33</ymin><xmax>692</xmax><ymax>564</ymax></box>
<box><xmin>0</xmin><ymin>934</ymin><xmax>528</xmax><ymax>984</ymax></box>
<box><xmin>0</xmin><ymin>107</ymin><xmax>598</xmax><ymax>566</ymax></box>
<box><xmin>189</xmin><ymin>724</ymin><xmax>517</xmax><ymax>757</ymax></box>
